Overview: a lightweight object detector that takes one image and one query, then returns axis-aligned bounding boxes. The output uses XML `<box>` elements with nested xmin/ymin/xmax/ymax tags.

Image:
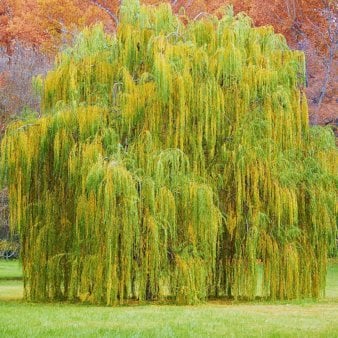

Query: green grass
<box><xmin>0</xmin><ymin>279</ymin><xmax>23</xmax><ymax>300</ymax></box>
<box><xmin>326</xmin><ymin>259</ymin><xmax>338</xmax><ymax>299</ymax></box>
<box><xmin>0</xmin><ymin>302</ymin><xmax>337</xmax><ymax>337</ymax></box>
<box><xmin>0</xmin><ymin>260</ymin><xmax>337</xmax><ymax>337</ymax></box>
<box><xmin>0</xmin><ymin>259</ymin><xmax>22</xmax><ymax>280</ymax></box>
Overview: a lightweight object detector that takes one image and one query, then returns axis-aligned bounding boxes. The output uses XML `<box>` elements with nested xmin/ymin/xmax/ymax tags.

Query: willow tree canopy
<box><xmin>1</xmin><ymin>0</ymin><xmax>336</xmax><ymax>304</ymax></box>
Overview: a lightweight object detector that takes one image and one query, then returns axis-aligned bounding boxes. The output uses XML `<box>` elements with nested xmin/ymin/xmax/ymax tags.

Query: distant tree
<box><xmin>0</xmin><ymin>44</ymin><xmax>50</xmax><ymax>122</ymax></box>
<box><xmin>0</xmin><ymin>0</ymin><xmax>117</xmax><ymax>55</ymax></box>
<box><xmin>0</xmin><ymin>0</ymin><xmax>119</xmax><ymax>126</ymax></box>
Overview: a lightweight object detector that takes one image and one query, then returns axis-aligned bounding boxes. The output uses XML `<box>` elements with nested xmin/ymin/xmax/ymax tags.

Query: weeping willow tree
<box><xmin>1</xmin><ymin>0</ymin><xmax>336</xmax><ymax>304</ymax></box>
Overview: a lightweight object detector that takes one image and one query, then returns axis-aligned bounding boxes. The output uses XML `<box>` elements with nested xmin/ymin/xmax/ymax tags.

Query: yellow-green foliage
<box><xmin>0</xmin><ymin>240</ymin><xmax>19</xmax><ymax>254</ymax></box>
<box><xmin>0</xmin><ymin>0</ymin><xmax>336</xmax><ymax>304</ymax></box>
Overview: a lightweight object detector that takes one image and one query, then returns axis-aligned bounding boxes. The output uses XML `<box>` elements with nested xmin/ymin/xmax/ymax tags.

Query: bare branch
<box><xmin>307</xmin><ymin>1</ymin><xmax>338</xmax><ymax>122</ymax></box>
<box><xmin>89</xmin><ymin>0</ymin><xmax>119</xmax><ymax>27</ymax></box>
<box><xmin>305</xmin><ymin>17</ymin><xmax>330</xmax><ymax>49</ymax></box>
<box><xmin>194</xmin><ymin>12</ymin><xmax>213</xmax><ymax>21</ymax></box>
<box><xmin>315</xmin><ymin>42</ymin><xmax>336</xmax><ymax>120</ymax></box>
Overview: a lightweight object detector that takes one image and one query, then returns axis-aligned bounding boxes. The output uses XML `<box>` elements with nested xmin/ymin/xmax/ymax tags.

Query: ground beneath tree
<box><xmin>0</xmin><ymin>260</ymin><xmax>337</xmax><ymax>337</ymax></box>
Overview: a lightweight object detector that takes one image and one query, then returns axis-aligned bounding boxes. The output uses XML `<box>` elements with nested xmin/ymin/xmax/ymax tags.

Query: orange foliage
<box><xmin>0</xmin><ymin>0</ymin><xmax>117</xmax><ymax>54</ymax></box>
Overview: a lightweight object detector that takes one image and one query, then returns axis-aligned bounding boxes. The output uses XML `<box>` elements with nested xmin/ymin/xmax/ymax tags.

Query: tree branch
<box><xmin>315</xmin><ymin>39</ymin><xmax>336</xmax><ymax>121</ymax></box>
<box><xmin>89</xmin><ymin>0</ymin><xmax>119</xmax><ymax>27</ymax></box>
<box><xmin>194</xmin><ymin>12</ymin><xmax>213</xmax><ymax>21</ymax></box>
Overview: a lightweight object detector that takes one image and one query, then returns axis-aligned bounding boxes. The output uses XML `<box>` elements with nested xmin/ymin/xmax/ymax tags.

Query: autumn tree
<box><xmin>1</xmin><ymin>1</ymin><xmax>336</xmax><ymax>304</ymax></box>
<box><xmin>0</xmin><ymin>0</ymin><xmax>118</xmax><ymax>54</ymax></box>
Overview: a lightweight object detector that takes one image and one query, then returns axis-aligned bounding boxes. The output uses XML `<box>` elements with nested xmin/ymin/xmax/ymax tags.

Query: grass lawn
<box><xmin>0</xmin><ymin>260</ymin><xmax>337</xmax><ymax>337</ymax></box>
<box><xmin>0</xmin><ymin>259</ymin><xmax>22</xmax><ymax>280</ymax></box>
